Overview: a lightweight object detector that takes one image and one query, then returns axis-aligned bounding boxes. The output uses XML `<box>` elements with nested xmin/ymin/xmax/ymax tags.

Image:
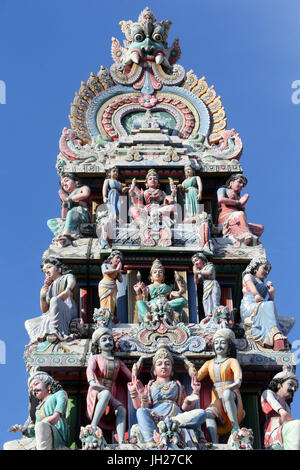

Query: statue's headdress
<box><xmin>213</xmin><ymin>328</ymin><xmax>236</xmax><ymax>344</ymax></box>
<box><xmin>152</xmin><ymin>344</ymin><xmax>174</xmax><ymax>366</ymax></box>
<box><xmin>273</xmin><ymin>366</ymin><xmax>298</xmax><ymax>385</ymax></box>
<box><xmin>150</xmin><ymin>258</ymin><xmax>165</xmax><ymax>275</ymax></box>
<box><xmin>92</xmin><ymin>327</ymin><xmax>113</xmax><ymax>344</ymax></box>
<box><xmin>146</xmin><ymin>168</ymin><xmax>159</xmax><ymax>180</ymax></box>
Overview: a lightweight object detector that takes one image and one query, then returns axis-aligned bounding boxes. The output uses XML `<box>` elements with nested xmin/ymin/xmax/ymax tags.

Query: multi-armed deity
<box><xmin>7</xmin><ymin>7</ymin><xmax>298</xmax><ymax>452</ymax></box>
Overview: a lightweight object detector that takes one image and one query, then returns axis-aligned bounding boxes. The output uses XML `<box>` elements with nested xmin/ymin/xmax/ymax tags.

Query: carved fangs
<box><xmin>155</xmin><ymin>53</ymin><xmax>164</xmax><ymax>65</ymax></box>
<box><xmin>131</xmin><ymin>51</ymin><xmax>140</xmax><ymax>64</ymax></box>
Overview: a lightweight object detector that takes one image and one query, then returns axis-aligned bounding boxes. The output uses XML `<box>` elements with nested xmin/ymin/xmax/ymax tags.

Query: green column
<box><xmin>241</xmin><ymin>393</ymin><xmax>262</xmax><ymax>450</ymax></box>
<box><xmin>67</xmin><ymin>396</ymin><xmax>78</xmax><ymax>449</ymax></box>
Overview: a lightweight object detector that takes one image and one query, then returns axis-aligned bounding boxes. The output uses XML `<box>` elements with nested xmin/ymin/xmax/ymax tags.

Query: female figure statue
<box><xmin>102</xmin><ymin>166</ymin><xmax>129</xmax><ymax>221</ymax></box>
<box><xmin>47</xmin><ymin>173</ymin><xmax>91</xmax><ymax>247</ymax></box>
<box><xmin>217</xmin><ymin>174</ymin><xmax>263</xmax><ymax>246</ymax></box>
<box><xmin>98</xmin><ymin>251</ymin><xmax>123</xmax><ymax>318</ymax></box>
<box><xmin>191</xmin><ymin>253</ymin><xmax>221</xmax><ymax>317</ymax></box>
<box><xmin>86</xmin><ymin>328</ymin><xmax>132</xmax><ymax>444</ymax></box>
<box><xmin>240</xmin><ymin>257</ymin><xmax>288</xmax><ymax>351</ymax></box>
<box><xmin>196</xmin><ymin>329</ymin><xmax>245</xmax><ymax>443</ymax></box>
<box><xmin>25</xmin><ymin>257</ymin><xmax>77</xmax><ymax>343</ymax></box>
<box><xmin>133</xmin><ymin>259</ymin><xmax>187</xmax><ymax>324</ymax></box>
<box><xmin>127</xmin><ymin>345</ymin><xmax>206</xmax><ymax>448</ymax></box>
<box><xmin>178</xmin><ymin>164</ymin><xmax>202</xmax><ymax>219</ymax></box>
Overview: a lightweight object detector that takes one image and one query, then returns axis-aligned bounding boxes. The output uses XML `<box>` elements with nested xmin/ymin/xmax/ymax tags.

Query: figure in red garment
<box><xmin>86</xmin><ymin>328</ymin><xmax>132</xmax><ymax>444</ymax></box>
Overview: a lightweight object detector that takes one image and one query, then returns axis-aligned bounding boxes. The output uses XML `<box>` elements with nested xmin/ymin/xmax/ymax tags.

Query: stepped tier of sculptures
<box><xmin>4</xmin><ymin>8</ymin><xmax>298</xmax><ymax>451</ymax></box>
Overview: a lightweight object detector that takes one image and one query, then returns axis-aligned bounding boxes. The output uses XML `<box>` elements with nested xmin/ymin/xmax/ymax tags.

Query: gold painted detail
<box><xmin>182</xmin><ymin>69</ymin><xmax>228</xmax><ymax>144</ymax></box>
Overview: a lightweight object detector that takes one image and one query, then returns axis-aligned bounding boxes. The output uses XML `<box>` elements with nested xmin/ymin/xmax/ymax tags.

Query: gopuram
<box><xmin>4</xmin><ymin>7</ymin><xmax>300</xmax><ymax>452</ymax></box>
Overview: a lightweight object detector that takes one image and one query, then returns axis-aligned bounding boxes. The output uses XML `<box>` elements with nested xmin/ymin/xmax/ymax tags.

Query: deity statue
<box><xmin>47</xmin><ymin>173</ymin><xmax>91</xmax><ymax>247</ymax></box>
<box><xmin>25</xmin><ymin>257</ymin><xmax>77</xmax><ymax>343</ymax></box>
<box><xmin>129</xmin><ymin>169</ymin><xmax>176</xmax><ymax>246</ymax></box>
<box><xmin>4</xmin><ymin>372</ymin><xmax>69</xmax><ymax>450</ymax></box>
<box><xmin>196</xmin><ymin>329</ymin><xmax>245</xmax><ymax>443</ymax></box>
<box><xmin>261</xmin><ymin>367</ymin><xmax>300</xmax><ymax>450</ymax></box>
<box><xmin>217</xmin><ymin>174</ymin><xmax>264</xmax><ymax>246</ymax></box>
<box><xmin>133</xmin><ymin>259</ymin><xmax>187</xmax><ymax>324</ymax></box>
<box><xmin>127</xmin><ymin>345</ymin><xmax>207</xmax><ymax>449</ymax></box>
<box><xmin>102</xmin><ymin>166</ymin><xmax>129</xmax><ymax>221</ymax></box>
<box><xmin>86</xmin><ymin>328</ymin><xmax>132</xmax><ymax>445</ymax></box>
<box><xmin>178</xmin><ymin>164</ymin><xmax>202</xmax><ymax>219</ymax></box>
<box><xmin>240</xmin><ymin>257</ymin><xmax>288</xmax><ymax>351</ymax></box>
<box><xmin>98</xmin><ymin>250</ymin><xmax>123</xmax><ymax>322</ymax></box>
<box><xmin>191</xmin><ymin>253</ymin><xmax>221</xmax><ymax>318</ymax></box>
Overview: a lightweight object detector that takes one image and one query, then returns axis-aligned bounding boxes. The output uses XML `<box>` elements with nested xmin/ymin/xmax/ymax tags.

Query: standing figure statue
<box><xmin>47</xmin><ymin>173</ymin><xmax>91</xmax><ymax>247</ymax></box>
<box><xmin>240</xmin><ymin>257</ymin><xmax>288</xmax><ymax>351</ymax></box>
<box><xmin>98</xmin><ymin>251</ymin><xmax>123</xmax><ymax>322</ymax></box>
<box><xmin>25</xmin><ymin>257</ymin><xmax>77</xmax><ymax>343</ymax></box>
<box><xmin>196</xmin><ymin>329</ymin><xmax>245</xmax><ymax>443</ymax></box>
<box><xmin>4</xmin><ymin>372</ymin><xmax>69</xmax><ymax>450</ymax></box>
<box><xmin>102</xmin><ymin>166</ymin><xmax>129</xmax><ymax>221</ymax></box>
<box><xmin>128</xmin><ymin>345</ymin><xmax>207</xmax><ymax>449</ymax></box>
<box><xmin>261</xmin><ymin>367</ymin><xmax>300</xmax><ymax>450</ymax></box>
<box><xmin>86</xmin><ymin>328</ymin><xmax>132</xmax><ymax>445</ymax></box>
<box><xmin>134</xmin><ymin>258</ymin><xmax>187</xmax><ymax>324</ymax></box>
<box><xmin>217</xmin><ymin>174</ymin><xmax>264</xmax><ymax>246</ymax></box>
<box><xmin>178</xmin><ymin>164</ymin><xmax>202</xmax><ymax>219</ymax></box>
<box><xmin>191</xmin><ymin>253</ymin><xmax>221</xmax><ymax>317</ymax></box>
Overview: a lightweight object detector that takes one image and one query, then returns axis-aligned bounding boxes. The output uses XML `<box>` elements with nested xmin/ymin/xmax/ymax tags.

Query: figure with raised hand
<box><xmin>196</xmin><ymin>329</ymin><xmax>245</xmax><ymax>443</ymax></box>
<box><xmin>25</xmin><ymin>257</ymin><xmax>77</xmax><ymax>343</ymax></box>
<box><xmin>127</xmin><ymin>345</ymin><xmax>206</xmax><ymax>448</ymax></box>
<box><xmin>261</xmin><ymin>367</ymin><xmax>300</xmax><ymax>450</ymax></box>
<box><xmin>129</xmin><ymin>169</ymin><xmax>176</xmax><ymax>246</ymax></box>
<box><xmin>47</xmin><ymin>173</ymin><xmax>91</xmax><ymax>247</ymax></box>
<box><xmin>98</xmin><ymin>251</ymin><xmax>123</xmax><ymax>322</ymax></box>
<box><xmin>217</xmin><ymin>174</ymin><xmax>264</xmax><ymax>246</ymax></box>
<box><xmin>191</xmin><ymin>253</ymin><xmax>221</xmax><ymax>317</ymax></box>
<box><xmin>4</xmin><ymin>372</ymin><xmax>68</xmax><ymax>450</ymax></box>
<box><xmin>133</xmin><ymin>258</ymin><xmax>187</xmax><ymax>324</ymax></box>
<box><xmin>240</xmin><ymin>257</ymin><xmax>288</xmax><ymax>351</ymax></box>
<box><xmin>86</xmin><ymin>328</ymin><xmax>132</xmax><ymax>445</ymax></box>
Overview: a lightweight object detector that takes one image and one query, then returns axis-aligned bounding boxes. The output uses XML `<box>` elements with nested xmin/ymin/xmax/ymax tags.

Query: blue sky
<box><xmin>0</xmin><ymin>0</ymin><xmax>300</xmax><ymax>448</ymax></box>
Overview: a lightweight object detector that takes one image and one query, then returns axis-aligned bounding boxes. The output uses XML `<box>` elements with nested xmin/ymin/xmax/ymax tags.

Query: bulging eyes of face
<box><xmin>134</xmin><ymin>32</ymin><xmax>145</xmax><ymax>43</ymax></box>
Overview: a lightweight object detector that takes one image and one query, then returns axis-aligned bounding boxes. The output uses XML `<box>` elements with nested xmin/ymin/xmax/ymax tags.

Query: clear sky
<box><xmin>0</xmin><ymin>0</ymin><xmax>300</xmax><ymax>448</ymax></box>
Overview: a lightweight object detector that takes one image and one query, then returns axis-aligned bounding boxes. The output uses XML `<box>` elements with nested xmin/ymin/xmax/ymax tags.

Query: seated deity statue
<box><xmin>128</xmin><ymin>345</ymin><xmax>207</xmax><ymax>449</ymax></box>
<box><xmin>4</xmin><ymin>372</ymin><xmax>69</xmax><ymax>450</ymax></box>
<box><xmin>47</xmin><ymin>173</ymin><xmax>91</xmax><ymax>247</ymax></box>
<box><xmin>129</xmin><ymin>169</ymin><xmax>176</xmax><ymax>246</ymax></box>
<box><xmin>240</xmin><ymin>257</ymin><xmax>288</xmax><ymax>351</ymax></box>
<box><xmin>217</xmin><ymin>174</ymin><xmax>264</xmax><ymax>247</ymax></box>
<box><xmin>25</xmin><ymin>257</ymin><xmax>77</xmax><ymax>343</ymax></box>
<box><xmin>133</xmin><ymin>259</ymin><xmax>187</xmax><ymax>324</ymax></box>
